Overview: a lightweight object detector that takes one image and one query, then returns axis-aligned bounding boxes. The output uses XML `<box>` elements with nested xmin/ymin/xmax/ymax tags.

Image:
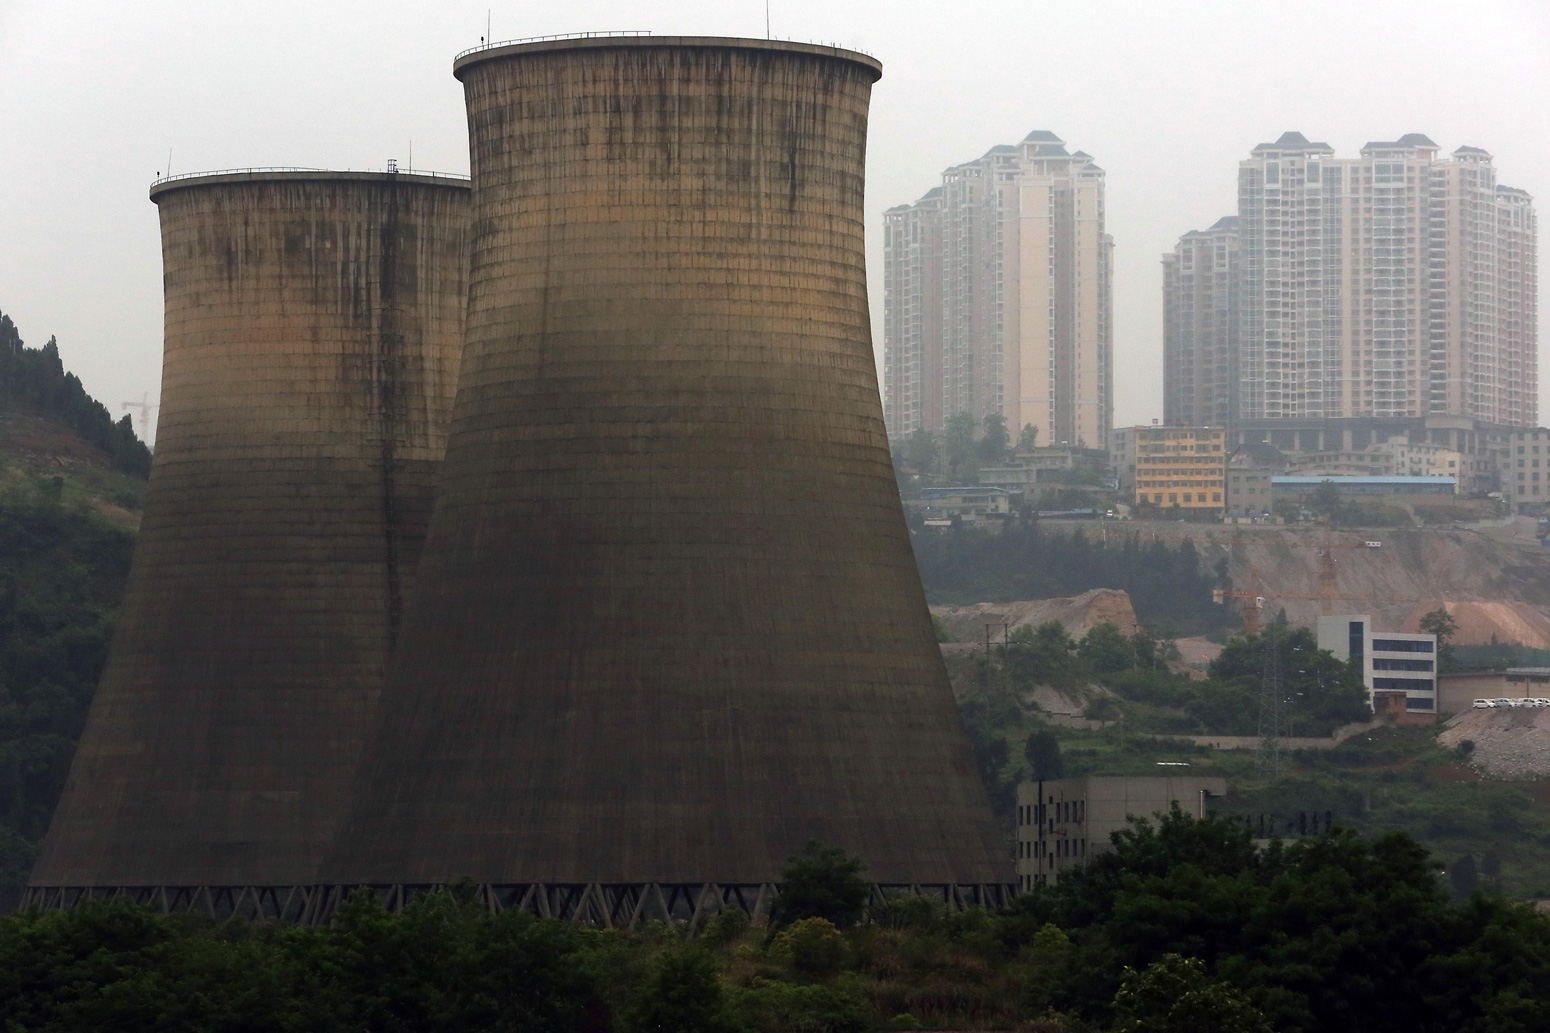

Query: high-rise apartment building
<box><xmin>884</xmin><ymin>131</ymin><xmax>1113</xmax><ymax>450</ymax></box>
<box><xmin>1164</xmin><ymin>132</ymin><xmax>1536</xmax><ymax>429</ymax></box>
<box><xmin>1162</xmin><ymin>217</ymin><xmax>1240</xmax><ymax>427</ymax></box>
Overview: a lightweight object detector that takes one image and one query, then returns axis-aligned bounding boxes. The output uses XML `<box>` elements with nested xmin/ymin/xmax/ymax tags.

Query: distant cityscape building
<box><xmin>1223</xmin><ymin>414</ymin><xmax>1504</xmax><ymax>496</ymax></box>
<box><xmin>1162</xmin><ymin>217</ymin><xmax>1239</xmax><ymax>427</ymax></box>
<box><xmin>884</xmin><ymin>131</ymin><xmax>1113</xmax><ymax>450</ymax></box>
<box><xmin>1224</xmin><ymin>441</ymin><xmax>1287</xmax><ymax>517</ymax></box>
<box><xmin>1502</xmin><ymin>428</ymin><xmax>1550</xmax><ymax>512</ymax></box>
<box><xmin>1017</xmin><ymin>776</ymin><xmax>1227</xmax><ymax>890</ymax></box>
<box><xmin>1164</xmin><ymin>133</ymin><xmax>1536</xmax><ymax>430</ymax></box>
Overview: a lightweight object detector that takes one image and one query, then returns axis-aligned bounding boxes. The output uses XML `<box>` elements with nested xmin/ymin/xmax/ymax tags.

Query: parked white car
<box><xmin>1491</xmin><ymin>698</ymin><xmax>1515</xmax><ymax>708</ymax></box>
<box><xmin>1473</xmin><ymin>699</ymin><xmax>1493</xmax><ymax>708</ymax></box>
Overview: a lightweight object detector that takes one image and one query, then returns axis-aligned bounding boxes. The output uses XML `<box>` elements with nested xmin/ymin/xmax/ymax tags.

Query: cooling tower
<box><xmin>319</xmin><ymin>36</ymin><xmax>1012</xmax><ymax>919</ymax></box>
<box><xmin>25</xmin><ymin>170</ymin><xmax>470</xmax><ymax>916</ymax></box>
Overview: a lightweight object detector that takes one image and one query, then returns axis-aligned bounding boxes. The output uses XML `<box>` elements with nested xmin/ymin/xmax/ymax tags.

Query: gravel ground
<box><xmin>1439</xmin><ymin>708</ymin><xmax>1550</xmax><ymax>779</ymax></box>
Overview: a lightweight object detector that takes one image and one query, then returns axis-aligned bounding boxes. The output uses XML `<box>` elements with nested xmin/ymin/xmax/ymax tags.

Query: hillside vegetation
<box><xmin>1</xmin><ymin>311</ymin><xmax>151</xmax><ymax>478</ymax></box>
<box><xmin>0</xmin><ymin>310</ymin><xmax>146</xmax><ymax>905</ymax></box>
<box><xmin>5</xmin><ymin>813</ymin><xmax>1548</xmax><ymax>1033</ymax></box>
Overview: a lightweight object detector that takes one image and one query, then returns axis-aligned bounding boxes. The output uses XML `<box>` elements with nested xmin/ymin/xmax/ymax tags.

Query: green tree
<box><xmin>1419</xmin><ymin>607</ymin><xmax>1459</xmax><ymax>671</ymax></box>
<box><xmin>1309</xmin><ymin>479</ymin><xmax>1342</xmax><ymax>519</ymax></box>
<box><xmin>1021</xmin><ymin>923</ymin><xmax>1072</xmax><ymax>1013</ymax></box>
<box><xmin>1112</xmin><ymin>955</ymin><xmax>1271</xmax><ymax>1033</ymax></box>
<box><xmin>902</xmin><ymin>428</ymin><xmax>940</xmax><ymax>476</ymax></box>
<box><xmin>1208</xmin><ymin>626</ymin><xmax>1371</xmax><ymax>734</ymax></box>
<box><xmin>627</xmin><ymin>946</ymin><xmax>738</xmax><ymax>1033</ymax></box>
<box><xmin>978</xmin><ymin>413</ymin><xmax>1010</xmax><ymax>464</ymax></box>
<box><xmin>1005</xmin><ymin>621</ymin><xmax>1084</xmax><ymax>691</ymax></box>
<box><xmin>944</xmin><ymin>412</ymin><xmax>979</xmax><ymax>483</ymax></box>
<box><xmin>774</xmin><ymin>917</ymin><xmax>852</xmax><ymax>976</ymax></box>
<box><xmin>1449</xmin><ymin>853</ymin><xmax>1479</xmax><ymax>898</ymax></box>
<box><xmin>1079</xmin><ymin>622</ymin><xmax>1137</xmax><ymax>674</ymax></box>
<box><xmin>1017</xmin><ymin>423</ymin><xmax>1040</xmax><ymax>452</ymax></box>
<box><xmin>1023</xmin><ymin>728</ymin><xmax>1064</xmax><ymax>781</ymax></box>
<box><xmin>776</xmin><ymin>841</ymin><xmax>870</xmax><ymax>929</ymax></box>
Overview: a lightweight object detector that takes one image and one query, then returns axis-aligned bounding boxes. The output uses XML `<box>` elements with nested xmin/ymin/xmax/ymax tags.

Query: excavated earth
<box><xmin>1037</xmin><ymin>519</ymin><xmax>1550</xmax><ymax>647</ymax></box>
<box><xmin>931</xmin><ymin>588</ymin><xmax>1139</xmax><ymax>643</ymax></box>
<box><xmin>1441</xmin><ymin>708</ymin><xmax>1550</xmax><ymax>780</ymax></box>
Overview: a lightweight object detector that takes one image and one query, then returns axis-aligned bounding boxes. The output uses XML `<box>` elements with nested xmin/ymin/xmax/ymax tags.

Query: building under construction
<box><xmin>316</xmin><ymin>36</ymin><xmax>1012</xmax><ymax>920</ymax></box>
<box><xmin>25</xmin><ymin>170</ymin><xmax>471</xmax><ymax>916</ymax></box>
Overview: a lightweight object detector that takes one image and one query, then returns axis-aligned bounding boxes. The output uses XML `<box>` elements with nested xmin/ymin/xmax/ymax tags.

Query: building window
<box><xmin>1372</xmin><ymin>638</ymin><xmax>1433</xmax><ymax>653</ymax></box>
<box><xmin>1373</xmin><ymin>658</ymin><xmax>1434</xmax><ymax>672</ymax></box>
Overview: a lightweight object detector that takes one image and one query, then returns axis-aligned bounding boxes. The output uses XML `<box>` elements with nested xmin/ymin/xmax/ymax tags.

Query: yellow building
<box><xmin>1131</xmin><ymin>425</ymin><xmax>1226</xmax><ymax>510</ymax></box>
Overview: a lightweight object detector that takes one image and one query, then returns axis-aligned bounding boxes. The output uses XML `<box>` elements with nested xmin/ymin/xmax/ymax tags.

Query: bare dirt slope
<box><xmin>932</xmin><ymin>588</ymin><xmax>1138</xmax><ymax>643</ymax></box>
<box><xmin>1046</xmin><ymin>519</ymin><xmax>1550</xmax><ymax>643</ymax></box>
<box><xmin>1441</xmin><ymin>708</ymin><xmax>1550</xmax><ymax>779</ymax></box>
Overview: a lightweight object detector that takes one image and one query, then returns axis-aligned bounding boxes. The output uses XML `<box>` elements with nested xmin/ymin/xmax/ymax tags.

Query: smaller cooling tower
<box><xmin>25</xmin><ymin>170</ymin><xmax>470</xmax><ymax>917</ymax></box>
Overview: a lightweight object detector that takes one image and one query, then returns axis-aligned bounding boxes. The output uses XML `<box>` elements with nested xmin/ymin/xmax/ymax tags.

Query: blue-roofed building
<box><xmin>1272</xmin><ymin>475</ymin><xmax>1456</xmax><ymax>498</ymax></box>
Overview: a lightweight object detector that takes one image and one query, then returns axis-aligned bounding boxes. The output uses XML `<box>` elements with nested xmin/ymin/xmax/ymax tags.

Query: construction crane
<box><xmin>122</xmin><ymin>393</ymin><xmax>159</xmax><ymax>436</ymax></box>
<box><xmin>1214</xmin><ymin>558</ymin><xmax>1433</xmax><ymax>633</ymax></box>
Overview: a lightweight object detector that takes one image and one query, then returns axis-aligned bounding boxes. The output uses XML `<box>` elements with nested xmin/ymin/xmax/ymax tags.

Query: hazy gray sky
<box><xmin>4</xmin><ymin>0</ymin><xmax>1548</xmax><ymax>442</ymax></box>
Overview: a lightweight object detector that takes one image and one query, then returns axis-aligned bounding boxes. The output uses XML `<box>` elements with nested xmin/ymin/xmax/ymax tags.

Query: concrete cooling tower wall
<box><xmin>26</xmin><ymin>171</ymin><xmax>470</xmax><ymax>916</ymax></box>
<box><xmin>318</xmin><ymin>37</ymin><xmax>1013</xmax><ymax>920</ymax></box>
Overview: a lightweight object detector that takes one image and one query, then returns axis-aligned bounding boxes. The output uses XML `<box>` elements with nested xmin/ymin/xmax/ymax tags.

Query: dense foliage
<box><xmin>1</xmin><ymin>311</ymin><xmax>152</xmax><ymax>477</ymax></box>
<box><xmin>6</xmin><ymin>817</ymin><xmax>1548</xmax><ymax>1033</ymax></box>
<box><xmin>0</xmin><ymin>478</ymin><xmax>136</xmax><ymax>904</ymax></box>
<box><xmin>913</xmin><ymin>525</ymin><xmax>1229</xmax><ymax>635</ymax></box>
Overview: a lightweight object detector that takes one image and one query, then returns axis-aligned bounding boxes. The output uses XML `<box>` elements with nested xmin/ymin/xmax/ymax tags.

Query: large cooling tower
<box><xmin>26</xmin><ymin>171</ymin><xmax>470</xmax><ymax>916</ymax></box>
<box><xmin>319</xmin><ymin>37</ymin><xmax>1012</xmax><ymax>917</ymax></box>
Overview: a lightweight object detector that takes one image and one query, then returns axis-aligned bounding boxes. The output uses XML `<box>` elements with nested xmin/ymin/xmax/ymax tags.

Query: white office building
<box><xmin>1318</xmin><ymin>614</ymin><xmax>1438</xmax><ymax>717</ymax></box>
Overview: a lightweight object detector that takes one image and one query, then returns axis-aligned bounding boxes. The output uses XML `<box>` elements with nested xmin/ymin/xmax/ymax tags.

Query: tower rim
<box><xmin>149</xmin><ymin>169</ymin><xmax>471</xmax><ymax>204</ymax></box>
<box><xmin>452</xmin><ymin>34</ymin><xmax>883</xmax><ymax>83</ymax></box>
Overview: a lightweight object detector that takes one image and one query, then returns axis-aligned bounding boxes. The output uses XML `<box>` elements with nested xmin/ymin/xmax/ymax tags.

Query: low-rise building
<box><xmin>1503</xmin><ymin>428</ymin><xmax>1550</xmax><ymax>513</ymax></box>
<box><xmin>979</xmin><ymin>448</ymin><xmax>1081</xmax><ymax>491</ymax></box>
<box><xmin>1317</xmin><ymin>615</ymin><xmax>1438</xmax><ymax>721</ymax></box>
<box><xmin>1289</xmin><ymin>449</ymin><xmax>1395</xmax><ymax>477</ymax></box>
<box><xmin>1224</xmin><ymin>442</ymin><xmax>1285</xmax><ymax>517</ymax></box>
<box><xmin>904</xmin><ymin>486</ymin><xmax>1012</xmax><ymax>527</ymax></box>
<box><xmin>1374</xmin><ymin>441</ymin><xmax>1463</xmax><ymax>479</ymax></box>
<box><xmin>1438</xmin><ymin>668</ymin><xmax>1550</xmax><ymax>715</ymax></box>
<box><xmin>1015</xmin><ymin>775</ymin><xmax>1228</xmax><ymax>890</ymax></box>
<box><xmin>1131</xmin><ymin>425</ymin><xmax>1226</xmax><ymax>512</ymax></box>
<box><xmin>1273</xmin><ymin>475</ymin><xmax>1457</xmax><ymax>500</ymax></box>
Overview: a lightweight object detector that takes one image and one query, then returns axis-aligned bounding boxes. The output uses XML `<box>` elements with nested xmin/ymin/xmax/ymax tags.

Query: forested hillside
<box><xmin>0</xmin><ymin>311</ymin><xmax>146</xmax><ymax>906</ymax></box>
<box><xmin>912</xmin><ymin>523</ymin><xmax>1231</xmax><ymax>636</ymax></box>
<box><xmin>1</xmin><ymin>311</ymin><xmax>151</xmax><ymax>477</ymax></box>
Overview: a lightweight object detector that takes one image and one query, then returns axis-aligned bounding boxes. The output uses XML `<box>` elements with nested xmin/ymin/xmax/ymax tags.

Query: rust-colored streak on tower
<box><xmin>323</xmin><ymin>38</ymin><xmax>1011</xmax><ymax>898</ymax></box>
<box><xmin>27</xmin><ymin>172</ymin><xmax>470</xmax><ymax>902</ymax></box>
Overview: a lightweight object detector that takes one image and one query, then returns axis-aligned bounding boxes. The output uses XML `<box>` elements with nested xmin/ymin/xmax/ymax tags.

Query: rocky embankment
<box><xmin>931</xmin><ymin>587</ymin><xmax>1138</xmax><ymax>643</ymax></box>
<box><xmin>1061</xmin><ymin>520</ymin><xmax>1550</xmax><ymax>645</ymax></box>
<box><xmin>1440</xmin><ymin>709</ymin><xmax>1550</xmax><ymax>779</ymax></box>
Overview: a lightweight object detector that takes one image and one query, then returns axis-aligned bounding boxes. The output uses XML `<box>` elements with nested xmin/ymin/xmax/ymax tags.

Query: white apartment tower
<box><xmin>883</xmin><ymin>131</ymin><xmax>1113</xmax><ymax>449</ymax></box>
<box><xmin>1166</xmin><ymin>132</ymin><xmax>1536</xmax><ymax>428</ymax></box>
